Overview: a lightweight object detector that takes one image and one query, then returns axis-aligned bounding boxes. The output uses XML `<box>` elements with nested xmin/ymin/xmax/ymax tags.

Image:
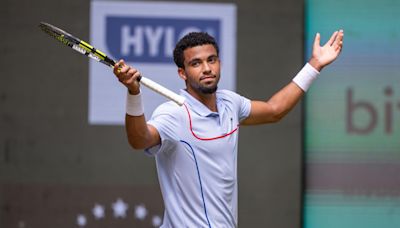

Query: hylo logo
<box><xmin>106</xmin><ymin>17</ymin><xmax>220</xmax><ymax>63</ymax></box>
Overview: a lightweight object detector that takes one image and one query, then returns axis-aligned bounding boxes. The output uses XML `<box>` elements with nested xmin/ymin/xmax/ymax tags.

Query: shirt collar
<box><xmin>180</xmin><ymin>89</ymin><xmax>220</xmax><ymax>117</ymax></box>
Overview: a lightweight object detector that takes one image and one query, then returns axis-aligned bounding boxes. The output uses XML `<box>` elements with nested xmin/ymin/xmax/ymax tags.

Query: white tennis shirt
<box><xmin>146</xmin><ymin>89</ymin><xmax>251</xmax><ymax>228</ymax></box>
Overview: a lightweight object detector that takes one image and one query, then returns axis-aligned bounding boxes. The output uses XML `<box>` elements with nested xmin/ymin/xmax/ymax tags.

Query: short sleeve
<box><xmin>219</xmin><ymin>90</ymin><xmax>251</xmax><ymax>121</ymax></box>
<box><xmin>145</xmin><ymin>102</ymin><xmax>182</xmax><ymax>156</ymax></box>
<box><xmin>237</xmin><ymin>94</ymin><xmax>251</xmax><ymax>121</ymax></box>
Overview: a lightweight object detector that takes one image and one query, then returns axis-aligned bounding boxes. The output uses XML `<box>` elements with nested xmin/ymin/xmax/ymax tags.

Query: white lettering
<box><xmin>164</xmin><ymin>27</ymin><xmax>175</xmax><ymax>57</ymax></box>
<box><xmin>121</xmin><ymin>25</ymin><xmax>143</xmax><ymax>56</ymax></box>
<box><xmin>120</xmin><ymin>25</ymin><xmax>211</xmax><ymax>58</ymax></box>
<box><xmin>144</xmin><ymin>26</ymin><xmax>164</xmax><ymax>57</ymax></box>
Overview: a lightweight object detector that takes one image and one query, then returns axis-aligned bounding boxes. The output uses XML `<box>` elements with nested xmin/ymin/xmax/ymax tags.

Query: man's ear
<box><xmin>178</xmin><ymin>68</ymin><xmax>187</xmax><ymax>80</ymax></box>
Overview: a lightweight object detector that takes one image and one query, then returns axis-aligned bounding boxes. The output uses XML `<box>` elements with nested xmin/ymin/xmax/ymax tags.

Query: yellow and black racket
<box><xmin>39</xmin><ymin>22</ymin><xmax>185</xmax><ymax>105</ymax></box>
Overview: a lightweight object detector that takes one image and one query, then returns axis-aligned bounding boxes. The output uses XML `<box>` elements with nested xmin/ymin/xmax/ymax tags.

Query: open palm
<box><xmin>310</xmin><ymin>30</ymin><xmax>344</xmax><ymax>71</ymax></box>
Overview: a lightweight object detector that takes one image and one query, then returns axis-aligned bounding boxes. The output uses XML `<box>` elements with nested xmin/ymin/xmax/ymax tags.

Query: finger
<box><xmin>119</xmin><ymin>65</ymin><xmax>131</xmax><ymax>74</ymax></box>
<box><xmin>313</xmin><ymin>32</ymin><xmax>321</xmax><ymax>50</ymax></box>
<box><xmin>333</xmin><ymin>31</ymin><xmax>344</xmax><ymax>50</ymax></box>
<box><xmin>327</xmin><ymin>31</ymin><xmax>338</xmax><ymax>46</ymax></box>
<box><xmin>133</xmin><ymin>71</ymin><xmax>141</xmax><ymax>81</ymax></box>
<box><xmin>125</xmin><ymin>71</ymin><xmax>141</xmax><ymax>84</ymax></box>
<box><xmin>334</xmin><ymin>44</ymin><xmax>341</xmax><ymax>52</ymax></box>
<box><xmin>113</xmin><ymin>60</ymin><xmax>121</xmax><ymax>74</ymax></box>
<box><xmin>336</xmin><ymin>30</ymin><xmax>344</xmax><ymax>45</ymax></box>
<box><xmin>119</xmin><ymin>67</ymin><xmax>139</xmax><ymax>83</ymax></box>
<box><xmin>335</xmin><ymin>40</ymin><xmax>343</xmax><ymax>51</ymax></box>
<box><xmin>127</xmin><ymin>67</ymin><xmax>138</xmax><ymax>76</ymax></box>
<box><xmin>113</xmin><ymin>59</ymin><xmax>125</xmax><ymax>74</ymax></box>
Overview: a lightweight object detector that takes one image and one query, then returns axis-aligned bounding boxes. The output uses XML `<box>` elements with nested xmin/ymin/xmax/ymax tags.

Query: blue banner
<box><xmin>106</xmin><ymin>16</ymin><xmax>220</xmax><ymax>63</ymax></box>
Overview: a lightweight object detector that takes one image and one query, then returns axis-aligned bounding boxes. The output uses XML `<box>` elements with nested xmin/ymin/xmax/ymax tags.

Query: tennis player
<box><xmin>113</xmin><ymin>30</ymin><xmax>343</xmax><ymax>227</ymax></box>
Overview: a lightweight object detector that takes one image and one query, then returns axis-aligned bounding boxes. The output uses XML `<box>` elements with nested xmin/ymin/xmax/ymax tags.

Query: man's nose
<box><xmin>202</xmin><ymin>62</ymin><xmax>212</xmax><ymax>74</ymax></box>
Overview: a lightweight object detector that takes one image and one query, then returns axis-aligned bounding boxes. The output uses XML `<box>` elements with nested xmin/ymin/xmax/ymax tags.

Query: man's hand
<box><xmin>113</xmin><ymin>59</ymin><xmax>141</xmax><ymax>95</ymax></box>
<box><xmin>309</xmin><ymin>30</ymin><xmax>344</xmax><ymax>71</ymax></box>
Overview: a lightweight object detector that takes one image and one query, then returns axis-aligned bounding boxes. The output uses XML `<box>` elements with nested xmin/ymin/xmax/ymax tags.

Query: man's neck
<box><xmin>186</xmin><ymin>88</ymin><xmax>217</xmax><ymax>112</ymax></box>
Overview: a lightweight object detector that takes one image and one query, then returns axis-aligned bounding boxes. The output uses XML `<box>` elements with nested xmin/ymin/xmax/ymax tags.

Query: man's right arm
<box><xmin>125</xmin><ymin>114</ymin><xmax>161</xmax><ymax>150</ymax></box>
<box><xmin>114</xmin><ymin>59</ymin><xmax>161</xmax><ymax>150</ymax></box>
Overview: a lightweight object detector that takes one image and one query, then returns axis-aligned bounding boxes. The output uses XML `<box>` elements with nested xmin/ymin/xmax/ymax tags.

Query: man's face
<box><xmin>178</xmin><ymin>44</ymin><xmax>221</xmax><ymax>95</ymax></box>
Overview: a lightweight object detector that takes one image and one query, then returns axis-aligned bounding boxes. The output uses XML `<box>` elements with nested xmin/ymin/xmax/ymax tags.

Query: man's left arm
<box><xmin>241</xmin><ymin>30</ymin><xmax>344</xmax><ymax>125</ymax></box>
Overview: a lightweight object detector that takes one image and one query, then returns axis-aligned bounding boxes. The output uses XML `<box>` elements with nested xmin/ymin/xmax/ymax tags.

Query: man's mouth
<box><xmin>200</xmin><ymin>75</ymin><xmax>216</xmax><ymax>81</ymax></box>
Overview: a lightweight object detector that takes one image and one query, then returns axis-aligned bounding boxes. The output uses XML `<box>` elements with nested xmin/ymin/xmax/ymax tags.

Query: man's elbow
<box><xmin>128</xmin><ymin>142</ymin><xmax>145</xmax><ymax>150</ymax></box>
<box><xmin>128</xmin><ymin>137</ymin><xmax>150</xmax><ymax>150</ymax></box>
<box><xmin>267</xmin><ymin>114</ymin><xmax>283</xmax><ymax>123</ymax></box>
<box><xmin>269</xmin><ymin>105</ymin><xmax>286</xmax><ymax>123</ymax></box>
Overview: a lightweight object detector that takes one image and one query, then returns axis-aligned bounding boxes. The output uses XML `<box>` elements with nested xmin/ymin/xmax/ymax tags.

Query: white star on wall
<box><xmin>76</xmin><ymin>214</ymin><xmax>87</xmax><ymax>227</ymax></box>
<box><xmin>74</xmin><ymin>197</ymin><xmax>163</xmax><ymax>226</ymax></box>
<box><xmin>18</xmin><ymin>221</ymin><xmax>26</xmax><ymax>228</ymax></box>
<box><xmin>112</xmin><ymin>198</ymin><xmax>129</xmax><ymax>218</ymax></box>
<box><xmin>134</xmin><ymin>204</ymin><xmax>148</xmax><ymax>220</ymax></box>
<box><xmin>92</xmin><ymin>203</ymin><xmax>105</xmax><ymax>219</ymax></box>
<box><xmin>152</xmin><ymin>215</ymin><xmax>162</xmax><ymax>227</ymax></box>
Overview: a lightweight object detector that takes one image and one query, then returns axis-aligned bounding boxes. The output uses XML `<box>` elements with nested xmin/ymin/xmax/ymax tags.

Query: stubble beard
<box><xmin>198</xmin><ymin>84</ymin><xmax>218</xmax><ymax>94</ymax></box>
<box><xmin>190</xmin><ymin>76</ymin><xmax>220</xmax><ymax>95</ymax></box>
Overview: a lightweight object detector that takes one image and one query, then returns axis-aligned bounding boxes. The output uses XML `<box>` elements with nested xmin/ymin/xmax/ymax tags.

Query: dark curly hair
<box><xmin>173</xmin><ymin>32</ymin><xmax>219</xmax><ymax>68</ymax></box>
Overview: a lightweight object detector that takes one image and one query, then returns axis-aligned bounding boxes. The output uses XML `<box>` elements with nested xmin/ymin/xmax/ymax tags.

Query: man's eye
<box><xmin>191</xmin><ymin>61</ymin><xmax>200</xmax><ymax>67</ymax></box>
<box><xmin>208</xmin><ymin>57</ymin><xmax>218</xmax><ymax>63</ymax></box>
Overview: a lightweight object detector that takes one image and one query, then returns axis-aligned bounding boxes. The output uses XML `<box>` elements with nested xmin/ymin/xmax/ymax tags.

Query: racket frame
<box><xmin>39</xmin><ymin>22</ymin><xmax>185</xmax><ymax>106</ymax></box>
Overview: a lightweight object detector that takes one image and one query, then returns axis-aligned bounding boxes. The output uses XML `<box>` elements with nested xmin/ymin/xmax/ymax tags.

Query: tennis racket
<box><xmin>38</xmin><ymin>22</ymin><xmax>185</xmax><ymax>106</ymax></box>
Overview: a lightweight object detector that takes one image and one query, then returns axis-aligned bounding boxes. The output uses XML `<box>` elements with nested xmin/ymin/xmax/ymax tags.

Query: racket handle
<box><xmin>112</xmin><ymin>64</ymin><xmax>185</xmax><ymax>106</ymax></box>
<box><xmin>139</xmin><ymin>76</ymin><xmax>185</xmax><ymax>106</ymax></box>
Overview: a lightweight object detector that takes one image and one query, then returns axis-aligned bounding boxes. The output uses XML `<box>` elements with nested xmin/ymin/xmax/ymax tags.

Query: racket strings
<box><xmin>39</xmin><ymin>22</ymin><xmax>184</xmax><ymax>106</ymax></box>
<box><xmin>39</xmin><ymin>24</ymin><xmax>73</xmax><ymax>47</ymax></box>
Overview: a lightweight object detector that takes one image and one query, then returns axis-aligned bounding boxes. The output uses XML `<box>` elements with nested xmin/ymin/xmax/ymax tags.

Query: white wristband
<box><xmin>292</xmin><ymin>63</ymin><xmax>320</xmax><ymax>92</ymax></box>
<box><xmin>126</xmin><ymin>91</ymin><xmax>144</xmax><ymax>116</ymax></box>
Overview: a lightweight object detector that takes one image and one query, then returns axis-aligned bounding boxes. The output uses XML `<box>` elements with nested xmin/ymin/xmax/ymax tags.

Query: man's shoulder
<box><xmin>217</xmin><ymin>89</ymin><xmax>238</xmax><ymax>97</ymax></box>
<box><xmin>153</xmin><ymin>101</ymin><xmax>184</xmax><ymax>116</ymax></box>
<box><xmin>216</xmin><ymin>89</ymin><xmax>244</xmax><ymax>101</ymax></box>
<box><xmin>217</xmin><ymin>89</ymin><xmax>236</xmax><ymax>94</ymax></box>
